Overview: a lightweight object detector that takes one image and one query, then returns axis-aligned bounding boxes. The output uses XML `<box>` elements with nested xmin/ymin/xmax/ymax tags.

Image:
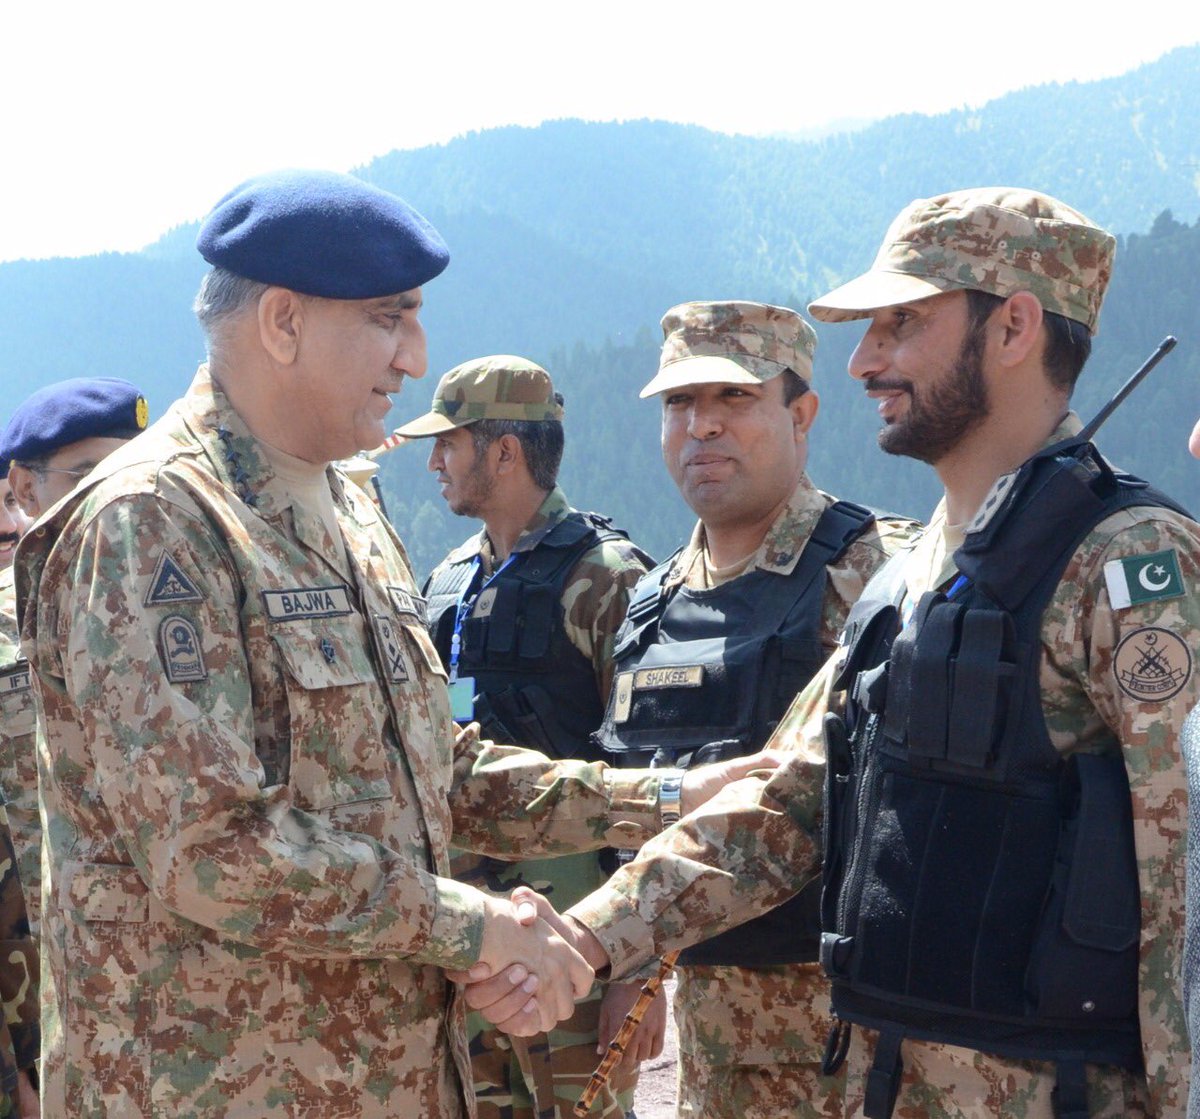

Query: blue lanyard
<box><xmin>901</xmin><ymin>572</ymin><xmax>971</xmax><ymax>629</ymax></box>
<box><xmin>448</xmin><ymin>552</ymin><xmax>517</xmax><ymax>682</ymax></box>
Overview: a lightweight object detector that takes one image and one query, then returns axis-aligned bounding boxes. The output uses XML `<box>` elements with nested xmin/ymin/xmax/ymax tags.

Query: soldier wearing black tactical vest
<box><xmin>394</xmin><ymin>356</ymin><xmax>654</xmax><ymax>1119</ymax></box>
<box><xmin>595</xmin><ymin>301</ymin><xmax>920</xmax><ymax>1119</ymax></box>
<box><xmin>540</xmin><ymin>191</ymin><xmax>1200</xmax><ymax>1119</ymax></box>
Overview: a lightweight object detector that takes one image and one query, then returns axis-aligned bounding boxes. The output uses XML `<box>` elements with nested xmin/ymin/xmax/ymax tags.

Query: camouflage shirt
<box><xmin>0</xmin><ymin>571</ymin><xmax>39</xmax><ymax>1103</ymax></box>
<box><xmin>0</xmin><ymin>566</ymin><xmax>43</xmax><ymax>933</ymax></box>
<box><xmin>428</xmin><ymin>486</ymin><xmax>649</xmax><ymax>701</ymax></box>
<box><xmin>570</xmin><ymin>415</ymin><xmax>1197</xmax><ymax>1117</ymax></box>
<box><xmin>16</xmin><ymin>366</ymin><xmax>664</xmax><ymax>1119</ymax></box>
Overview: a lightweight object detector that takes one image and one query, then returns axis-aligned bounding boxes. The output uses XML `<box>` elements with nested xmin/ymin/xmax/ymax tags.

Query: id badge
<box><xmin>448</xmin><ymin>676</ymin><xmax>476</xmax><ymax>723</ymax></box>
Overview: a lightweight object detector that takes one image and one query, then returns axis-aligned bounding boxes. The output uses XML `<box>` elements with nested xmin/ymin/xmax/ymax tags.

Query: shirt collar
<box><xmin>667</xmin><ymin>473</ymin><xmax>827</xmax><ymax>586</ymax></box>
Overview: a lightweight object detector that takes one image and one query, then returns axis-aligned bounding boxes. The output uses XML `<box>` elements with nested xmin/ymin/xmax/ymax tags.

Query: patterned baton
<box><xmin>573</xmin><ymin>951</ymin><xmax>679</xmax><ymax>1118</ymax></box>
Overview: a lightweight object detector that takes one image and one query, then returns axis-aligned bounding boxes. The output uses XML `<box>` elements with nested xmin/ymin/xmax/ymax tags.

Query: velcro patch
<box><xmin>145</xmin><ymin>552</ymin><xmax>203</xmax><ymax>606</ymax></box>
<box><xmin>1104</xmin><ymin>550</ymin><xmax>1185</xmax><ymax>610</ymax></box>
<box><xmin>472</xmin><ymin>587</ymin><xmax>498</xmax><ymax>619</ymax></box>
<box><xmin>633</xmin><ymin>665</ymin><xmax>704</xmax><ymax>690</ymax></box>
<box><xmin>371</xmin><ymin>614</ymin><xmax>410</xmax><ymax>683</ymax></box>
<box><xmin>1113</xmin><ymin>626</ymin><xmax>1191</xmax><ymax>702</ymax></box>
<box><xmin>159</xmin><ymin>615</ymin><xmax>207</xmax><ymax>683</ymax></box>
<box><xmin>0</xmin><ymin>663</ymin><xmax>31</xmax><ymax>695</ymax></box>
<box><xmin>387</xmin><ymin>587</ymin><xmax>427</xmax><ymax>622</ymax></box>
<box><xmin>611</xmin><ymin>671</ymin><xmax>634</xmax><ymax>724</ymax></box>
<box><xmin>262</xmin><ymin>586</ymin><xmax>354</xmax><ymax>620</ymax></box>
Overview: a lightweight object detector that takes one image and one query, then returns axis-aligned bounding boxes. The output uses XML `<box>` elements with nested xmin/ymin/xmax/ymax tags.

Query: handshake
<box><xmin>449</xmin><ymin>747</ymin><xmax>782</xmax><ymax>1037</ymax></box>
<box><xmin>450</xmin><ymin>885</ymin><xmax>607</xmax><ymax>1036</ymax></box>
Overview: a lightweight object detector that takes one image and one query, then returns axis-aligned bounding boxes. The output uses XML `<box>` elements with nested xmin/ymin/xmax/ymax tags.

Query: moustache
<box><xmin>0</xmin><ymin>533</ymin><xmax>19</xmax><ymax>548</ymax></box>
<box><xmin>865</xmin><ymin>378</ymin><xmax>913</xmax><ymax>394</ymax></box>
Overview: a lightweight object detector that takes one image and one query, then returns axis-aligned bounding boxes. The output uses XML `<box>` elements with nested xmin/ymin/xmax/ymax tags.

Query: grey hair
<box><xmin>193</xmin><ymin>267</ymin><xmax>271</xmax><ymax>347</ymax></box>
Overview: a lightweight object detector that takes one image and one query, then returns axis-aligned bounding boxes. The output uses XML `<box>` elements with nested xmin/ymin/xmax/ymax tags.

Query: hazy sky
<box><xmin>4</xmin><ymin>1</ymin><xmax>1198</xmax><ymax>263</ymax></box>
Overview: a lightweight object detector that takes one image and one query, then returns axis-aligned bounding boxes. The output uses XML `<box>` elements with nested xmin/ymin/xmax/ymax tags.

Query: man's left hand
<box><xmin>679</xmin><ymin>748</ymin><xmax>783</xmax><ymax>817</ymax></box>
<box><xmin>597</xmin><ymin>980</ymin><xmax>667</xmax><ymax>1067</ymax></box>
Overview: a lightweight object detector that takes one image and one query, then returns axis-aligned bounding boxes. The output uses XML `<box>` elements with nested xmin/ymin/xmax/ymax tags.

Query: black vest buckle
<box><xmin>822</xmin><ymin>1019</ymin><xmax>852</xmax><ymax>1076</ymax></box>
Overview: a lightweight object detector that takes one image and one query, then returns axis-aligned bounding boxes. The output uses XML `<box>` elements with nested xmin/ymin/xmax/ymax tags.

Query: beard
<box><xmin>873</xmin><ymin>319</ymin><xmax>990</xmax><ymax>464</ymax></box>
<box><xmin>448</xmin><ymin>455</ymin><xmax>497</xmax><ymax>518</ymax></box>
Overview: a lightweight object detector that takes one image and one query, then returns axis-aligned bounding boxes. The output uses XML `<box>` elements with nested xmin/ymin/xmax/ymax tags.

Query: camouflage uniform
<box><xmin>0</xmin><ymin>569</ymin><xmax>40</xmax><ymax>1115</ymax></box>
<box><xmin>570</xmin><ymin>413</ymin><xmax>1198</xmax><ymax>1116</ymax></box>
<box><xmin>570</xmin><ymin>192</ymin><xmax>1194</xmax><ymax>1116</ymax></box>
<box><xmin>431</xmin><ymin>486</ymin><xmax>650</xmax><ymax>1119</ymax></box>
<box><xmin>666</xmin><ymin>474</ymin><xmax>918</xmax><ymax>1119</ymax></box>
<box><xmin>16</xmin><ymin>367</ymin><xmax>666</xmax><ymax>1119</ymax></box>
<box><xmin>1</xmin><ymin>559</ymin><xmax>46</xmax><ymax>935</ymax></box>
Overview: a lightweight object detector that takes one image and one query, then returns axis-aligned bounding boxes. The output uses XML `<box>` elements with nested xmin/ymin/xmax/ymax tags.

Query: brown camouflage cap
<box><xmin>808</xmin><ymin>187</ymin><xmax>1116</xmax><ymax>334</ymax></box>
<box><xmin>640</xmin><ymin>300</ymin><xmax>816</xmax><ymax>399</ymax></box>
<box><xmin>394</xmin><ymin>355</ymin><xmax>563</xmax><ymax>437</ymax></box>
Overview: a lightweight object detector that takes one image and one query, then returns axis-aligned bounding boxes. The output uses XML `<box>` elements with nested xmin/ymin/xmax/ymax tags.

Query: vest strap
<box><xmin>1052</xmin><ymin>1060</ymin><xmax>1090</xmax><ymax>1119</ymax></box>
<box><xmin>864</xmin><ymin>1026</ymin><xmax>905</xmax><ymax>1119</ymax></box>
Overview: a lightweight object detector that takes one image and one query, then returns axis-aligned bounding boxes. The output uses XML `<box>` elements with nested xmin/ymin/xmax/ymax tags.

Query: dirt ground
<box><xmin>630</xmin><ymin>977</ymin><xmax>678</xmax><ymax>1119</ymax></box>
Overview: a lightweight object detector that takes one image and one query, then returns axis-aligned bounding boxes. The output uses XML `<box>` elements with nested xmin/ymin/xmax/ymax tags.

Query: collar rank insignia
<box><xmin>145</xmin><ymin>552</ymin><xmax>204</xmax><ymax>606</ymax></box>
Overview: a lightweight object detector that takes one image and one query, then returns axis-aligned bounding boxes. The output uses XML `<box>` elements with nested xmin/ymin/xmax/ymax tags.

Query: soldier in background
<box><xmin>14</xmin><ymin>168</ymin><xmax>772</xmax><ymax>1118</ymax></box>
<box><xmin>594</xmin><ymin>301</ymin><xmax>918</xmax><ymax>1119</ymax></box>
<box><xmin>1</xmin><ymin>375</ymin><xmax>149</xmax><ymax>926</ymax></box>
<box><xmin>0</xmin><ymin>471</ymin><xmax>35</xmax><ymax>1119</ymax></box>
<box><xmin>397</xmin><ymin>355</ymin><xmax>656</xmax><ymax>1119</ymax></box>
<box><xmin>470</xmin><ymin>188</ymin><xmax>1199</xmax><ymax>1118</ymax></box>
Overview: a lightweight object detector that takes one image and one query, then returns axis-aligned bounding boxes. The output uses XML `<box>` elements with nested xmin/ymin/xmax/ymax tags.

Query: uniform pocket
<box><xmin>271</xmin><ymin>619</ymin><xmax>393</xmax><ymax>811</ymax></box>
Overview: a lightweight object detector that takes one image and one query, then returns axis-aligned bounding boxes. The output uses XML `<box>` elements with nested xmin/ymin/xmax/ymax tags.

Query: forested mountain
<box><xmin>2</xmin><ymin>46</ymin><xmax>1198</xmax><ymax>576</ymax></box>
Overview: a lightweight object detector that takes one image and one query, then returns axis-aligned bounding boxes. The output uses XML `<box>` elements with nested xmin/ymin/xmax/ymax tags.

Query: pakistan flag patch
<box><xmin>1103</xmin><ymin>549</ymin><xmax>1185</xmax><ymax>610</ymax></box>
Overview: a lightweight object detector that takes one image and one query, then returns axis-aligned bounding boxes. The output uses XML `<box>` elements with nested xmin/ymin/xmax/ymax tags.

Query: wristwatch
<box><xmin>657</xmin><ymin>770</ymin><xmax>685</xmax><ymax>829</ymax></box>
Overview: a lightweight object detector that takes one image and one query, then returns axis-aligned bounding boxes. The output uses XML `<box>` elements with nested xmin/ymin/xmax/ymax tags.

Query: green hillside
<box><xmin>2</xmin><ymin>46</ymin><xmax>1198</xmax><ymax>577</ymax></box>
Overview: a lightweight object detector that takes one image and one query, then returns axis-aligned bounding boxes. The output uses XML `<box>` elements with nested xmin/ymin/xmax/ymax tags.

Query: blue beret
<box><xmin>1</xmin><ymin>378</ymin><xmax>149</xmax><ymax>478</ymax></box>
<box><xmin>196</xmin><ymin>169</ymin><xmax>450</xmax><ymax>299</ymax></box>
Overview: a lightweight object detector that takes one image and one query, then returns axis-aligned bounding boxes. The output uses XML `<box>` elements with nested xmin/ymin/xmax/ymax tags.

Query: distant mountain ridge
<box><xmin>2</xmin><ymin>45</ymin><xmax>1198</xmax><ymax>573</ymax></box>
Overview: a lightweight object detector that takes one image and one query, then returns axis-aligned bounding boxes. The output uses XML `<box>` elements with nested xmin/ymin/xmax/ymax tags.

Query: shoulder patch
<box><xmin>1104</xmin><ymin>549</ymin><xmax>1185</xmax><ymax>610</ymax></box>
<box><xmin>159</xmin><ymin>615</ymin><xmax>207</xmax><ymax>683</ymax></box>
<box><xmin>1112</xmin><ymin>626</ymin><xmax>1191</xmax><ymax>702</ymax></box>
<box><xmin>145</xmin><ymin>552</ymin><xmax>204</xmax><ymax>606</ymax></box>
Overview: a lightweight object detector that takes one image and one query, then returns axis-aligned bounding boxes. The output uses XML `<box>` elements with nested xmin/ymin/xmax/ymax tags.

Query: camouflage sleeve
<box><xmin>1045</xmin><ymin>507</ymin><xmax>1200</xmax><ymax>1115</ymax></box>
<box><xmin>821</xmin><ymin>514</ymin><xmax>921</xmax><ymax>655</ymax></box>
<box><xmin>46</xmin><ymin>494</ymin><xmax>486</xmax><ymax>970</ymax></box>
<box><xmin>560</xmin><ymin>538</ymin><xmax>651</xmax><ymax>701</ymax></box>
<box><xmin>565</xmin><ymin>658</ymin><xmax>837</xmax><ymax>977</ymax></box>
<box><xmin>449</xmin><ymin>722</ymin><xmax>663</xmax><ymax>858</ymax></box>
<box><xmin>0</xmin><ymin>809</ymin><xmax>36</xmax><ymax>1075</ymax></box>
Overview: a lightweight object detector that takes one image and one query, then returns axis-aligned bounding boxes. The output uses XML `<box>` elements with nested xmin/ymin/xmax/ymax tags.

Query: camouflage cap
<box><xmin>640</xmin><ymin>301</ymin><xmax>816</xmax><ymax>399</ymax></box>
<box><xmin>393</xmin><ymin>355</ymin><xmax>563</xmax><ymax>437</ymax></box>
<box><xmin>808</xmin><ymin>187</ymin><xmax>1115</xmax><ymax>334</ymax></box>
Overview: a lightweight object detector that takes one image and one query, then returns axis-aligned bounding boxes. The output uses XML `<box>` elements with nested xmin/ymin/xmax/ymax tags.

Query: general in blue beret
<box><xmin>196</xmin><ymin>168</ymin><xmax>450</xmax><ymax>299</ymax></box>
<box><xmin>1</xmin><ymin>377</ymin><xmax>148</xmax><ymax>480</ymax></box>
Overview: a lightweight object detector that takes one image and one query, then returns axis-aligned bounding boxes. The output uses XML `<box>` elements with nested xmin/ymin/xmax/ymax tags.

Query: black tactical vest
<box><xmin>598</xmin><ymin>500</ymin><xmax>876</xmax><ymax>967</ymax></box>
<box><xmin>819</xmin><ymin>439</ymin><xmax>1189</xmax><ymax>1119</ymax></box>
<box><xmin>425</xmin><ymin>512</ymin><xmax>649</xmax><ymax>762</ymax></box>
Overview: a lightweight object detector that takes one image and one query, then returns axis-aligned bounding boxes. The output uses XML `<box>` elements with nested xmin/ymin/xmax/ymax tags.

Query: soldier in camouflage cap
<box><xmin>400</xmin><ymin>355</ymin><xmax>654</xmax><ymax>1119</ymax></box>
<box><xmin>596</xmin><ymin>300</ymin><xmax>917</xmax><ymax>1119</ymax></box>
<box><xmin>465</xmin><ymin>193</ymin><xmax>1200</xmax><ymax>1119</ymax></box>
<box><xmin>394</xmin><ymin>354</ymin><xmax>564</xmax><ymax>437</ymax></box>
